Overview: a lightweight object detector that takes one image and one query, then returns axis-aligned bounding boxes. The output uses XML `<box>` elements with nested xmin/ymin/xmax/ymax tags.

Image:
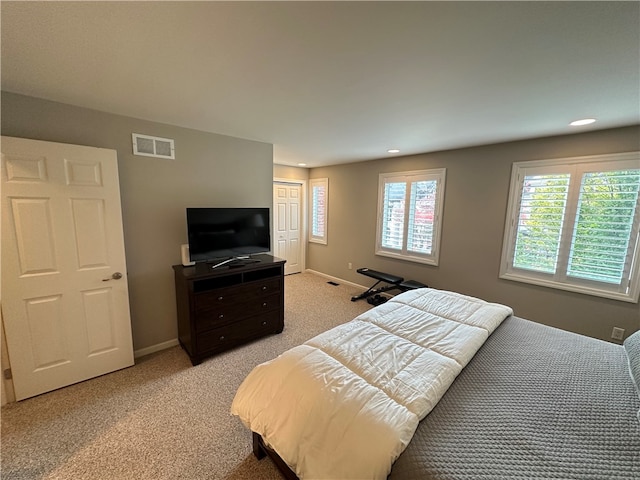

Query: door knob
<box><xmin>102</xmin><ymin>272</ymin><xmax>123</xmax><ymax>281</ymax></box>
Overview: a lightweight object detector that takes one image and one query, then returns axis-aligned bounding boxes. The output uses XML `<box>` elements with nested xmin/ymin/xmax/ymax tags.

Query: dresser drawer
<box><xmin>194</xmin><ymin>277</ymin><xmax>281</xmax><ymax>313</ymax></box>
<box><xmin>194</xmin><ymin>292</ymin><xmax>281</xmax><ymax>332</ymax></box>
<box><xmin>197</xmin><ymin>311</ymin><xmax>282</xmax><ymax>353</ymax></box>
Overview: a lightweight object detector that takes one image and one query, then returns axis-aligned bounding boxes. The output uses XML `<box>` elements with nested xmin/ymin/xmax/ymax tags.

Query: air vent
<box><xmin>132</xmin><ymin>133</ymin><xmax>175</xmax><ymax>159</ymax></box>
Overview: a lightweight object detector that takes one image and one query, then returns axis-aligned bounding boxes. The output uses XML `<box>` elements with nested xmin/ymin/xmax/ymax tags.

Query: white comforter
<box><xmin>231</xmin><ymin>288</ymin><xmax>513</xmax><ymax>479</ymax></box>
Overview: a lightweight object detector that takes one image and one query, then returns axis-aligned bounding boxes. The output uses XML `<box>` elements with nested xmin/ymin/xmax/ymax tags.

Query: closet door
<box><xmin>273</xmin><ymin>182</ymin><xmax>302</xmax><ymax>275</ymax></box>
<box><xmin>1</xmin><ymin>136</ymin><xmax>134</xmax><ymax>400</ymax></box>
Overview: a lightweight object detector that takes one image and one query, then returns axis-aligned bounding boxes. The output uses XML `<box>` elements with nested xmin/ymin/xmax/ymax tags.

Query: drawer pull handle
<box><xmin>262</xmin><ymin>286</ymin><xmax>268</xmax><ymax>291</ymax></box>
<box><xmin>219</xmin><ymin>335</ymin><xmax>225</xmax><ymax>341</ymax></box>
<box><xmin>262</xmin><ymin>321</ymin><xmax>267</xmax><ymax>326</ymax></box>
<box><xmin>218</xmin><ymin>296</ymin><xmax>224</xmax><ymax>301</ymax></box>
<box><xmin>262</xmin><ymin>302</ymin><xmax>267</xmax><ymax>307</ymax></box>
<box><xmin>218</xmin><ymin>314</ymin><xmax>224</xmax><ymax>319</ymax></box>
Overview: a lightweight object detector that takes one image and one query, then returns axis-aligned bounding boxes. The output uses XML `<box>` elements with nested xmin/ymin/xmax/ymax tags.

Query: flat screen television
<box><xmin>186</xmin><ymin>207</ymin><xmax>270</xmax><ymax>263</ymax></box>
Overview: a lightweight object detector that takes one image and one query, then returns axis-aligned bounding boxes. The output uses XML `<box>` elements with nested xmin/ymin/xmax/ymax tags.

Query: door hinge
<box><xmin>3</xmin><ymin>368</ymin><xmax>12</xmax><ymax>380</ymax></box>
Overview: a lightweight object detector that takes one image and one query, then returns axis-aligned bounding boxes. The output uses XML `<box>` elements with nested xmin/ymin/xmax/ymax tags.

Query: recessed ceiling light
<box><xmin>297</xmin><ymin>163</ymin><xmax>307</xmax><ymax>167</ymax></box>
<box><xmin>387</xmin><ymin>149</ymin><xmax>400</xmax><ymax>153</ymax></box>
<box><xmin>569</xmin><ymin>118</ymin><xmax>596</xmax><ymax>126</ymax></box>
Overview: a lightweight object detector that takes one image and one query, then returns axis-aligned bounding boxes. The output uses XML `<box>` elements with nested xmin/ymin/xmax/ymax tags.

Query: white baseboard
<box><xmin>304</xmin><ymin>269</ymin><xmax>369</xmax><ymax>292</ymax></box>
<box><xmin>304</xmin><ymin>269</ymin><xmax>396</xmax><ymax>298</ymax></box>
<box><xmin>134</xmin><ymin>338</ymin><xmax>180</xmax><ymax>359</ymax></box>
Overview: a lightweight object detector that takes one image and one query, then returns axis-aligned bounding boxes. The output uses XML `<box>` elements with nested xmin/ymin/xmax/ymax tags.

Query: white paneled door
<box><xmin>1</xmin><ymin>136</ymin><xmax>134</xmax><ymax>400</ymax></box>
<box><xmin>273</xmin><ymin>182</ymin><xmax>302</xmax><ymax>275</ymax></box>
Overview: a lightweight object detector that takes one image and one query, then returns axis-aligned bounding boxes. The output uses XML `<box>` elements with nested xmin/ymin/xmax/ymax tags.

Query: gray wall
<box><xmin>3</xmin><ymin>91</ymin><xmax>638</xmax><ymax>348</ymax></box>
<box><xmin>274</xmin><ymin>164</ymin><xmax>309</xmax><ymax>181</ymax></box>
<box><xmin>1</xmin><ymin>92</ymin><xmax>273</xmax><ymax>352</ymax></box>
<box><xmin>308</xmin><ymin>126</ymin><xmax>640</xmax><ymax>342</ymax></box>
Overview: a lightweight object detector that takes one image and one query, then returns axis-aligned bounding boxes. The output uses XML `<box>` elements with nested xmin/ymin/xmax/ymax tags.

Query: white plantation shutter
<box><xmin>501</xmin><ymin>153</ymin><xmax>640</xmax><ymax>303</ymax></box>
<box><xmin>407</xmin><ymin>180</ymin><xmax>437</xmax><ymax>255</ymax></box>
<box><xmin>513</xmin><ymin>172</ymin><xmax>571</xmax><ymax>274</ymax></box>
<box><xmin>381</xmin><ymin>182</ymin><xmax>406</xmax><ymax>250</ymax></box>
<box><xmin>568</xmin><ymin>169</ymin><xmax>640</xmax><ymax>285</ymax></box>
<box><xmin>377</xmin><ymin>169</ymin><xmax>446</xmax><ymax>265</ymax></box>
<box><xmin>310</xmin><ymin>178</ymin><xmax>328</xmax><ymax>244</ymax></box>
<box><xmin>312</xmin><ymin>185</ymin><xmax>325</xmax><ymax>236</ymax></box>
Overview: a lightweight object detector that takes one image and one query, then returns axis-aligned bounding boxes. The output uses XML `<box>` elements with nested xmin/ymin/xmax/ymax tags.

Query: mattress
<box><xmin>231</xmin><ymin>288</ymin><xmax>513</xmax><ymax>479</ymax></box>
<box><xmin>388</xmin><ymin>316</ymin><xmax>640</xmax><ymax>479</ymax></box>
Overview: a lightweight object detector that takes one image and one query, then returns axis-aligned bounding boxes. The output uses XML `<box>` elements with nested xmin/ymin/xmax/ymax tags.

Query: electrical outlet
<box><xmin>611</xmin><ymin>327</ymin><xmax>625</xmax><ymax>341</ymax></box>
<box><xmin>348</xmin><ymin>262</ymin><xmax>352</xmax><ymax>270</ymax></box>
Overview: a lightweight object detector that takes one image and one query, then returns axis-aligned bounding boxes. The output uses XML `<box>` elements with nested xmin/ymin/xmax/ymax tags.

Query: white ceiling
<box><xmin>2</xmin><ymin>1</ymin><xmax>639</xmax><ymax>168</ymax></box>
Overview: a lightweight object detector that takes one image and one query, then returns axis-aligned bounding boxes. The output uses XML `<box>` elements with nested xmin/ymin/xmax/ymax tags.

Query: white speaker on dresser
<box><xmin>181</xmin><ymin>244</ymin><xmax>195</xmax><ymax>266</ymax></box>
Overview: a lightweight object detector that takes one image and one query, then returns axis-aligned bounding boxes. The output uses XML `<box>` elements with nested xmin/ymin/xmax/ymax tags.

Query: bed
<box><xmin>231</xmin><ymin>288</ymin><xmax>640</xmax><ymax>479</ymax></box>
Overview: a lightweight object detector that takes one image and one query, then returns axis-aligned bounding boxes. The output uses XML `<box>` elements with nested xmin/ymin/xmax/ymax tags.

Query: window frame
<box><xmin>499</xmin><ymin>152</ymin><xmax>640</xmax><ymax>303</ymax></box>
<box><xmin>375</xmin><ymin>168</ymin><xmax>446</xmax><ymax>266</ymax></box>
<box><xmin>309</xmin><ymin>177</ymin><xmax>328</xmax><ymax>245</ymax></box>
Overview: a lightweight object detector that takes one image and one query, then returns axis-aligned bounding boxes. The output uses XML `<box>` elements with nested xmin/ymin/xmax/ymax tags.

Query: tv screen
<box><xmin>186</xmin><ymin>207</ymin><xmax>270</xmax><ymax>262</ymax></box>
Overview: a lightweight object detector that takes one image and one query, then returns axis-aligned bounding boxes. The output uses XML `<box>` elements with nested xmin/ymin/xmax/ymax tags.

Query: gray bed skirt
<box><xmin>388</xmin><ymin>315</ymin><xmax>640</xmax><ymax>479</ymax></box>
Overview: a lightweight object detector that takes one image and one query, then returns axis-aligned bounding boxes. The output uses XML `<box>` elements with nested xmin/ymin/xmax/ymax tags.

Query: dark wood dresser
<box><xmin>173</xmin><ymin>254</ymin><xmax>285</xmax><ymax>365</ymax></box>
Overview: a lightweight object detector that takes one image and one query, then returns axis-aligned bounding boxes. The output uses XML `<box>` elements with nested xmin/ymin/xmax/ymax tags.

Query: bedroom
<box><xmin>1</xmin><ymin>1</ymin><xmax>639</xmax><ymax>478</ymax></box>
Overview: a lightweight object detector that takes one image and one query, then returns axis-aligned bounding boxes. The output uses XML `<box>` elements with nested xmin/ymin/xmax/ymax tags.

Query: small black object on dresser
<box><xmin>173</xmin><ymin>254</ymin><xmax>285</xmax><ymax>365</ymax></box>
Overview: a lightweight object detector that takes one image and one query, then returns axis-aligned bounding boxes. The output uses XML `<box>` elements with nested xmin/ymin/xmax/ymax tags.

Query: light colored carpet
<box><xmin>1</xmin><ymin>272</ymin><xmax>372</xmax><ymax>480</ymax></box>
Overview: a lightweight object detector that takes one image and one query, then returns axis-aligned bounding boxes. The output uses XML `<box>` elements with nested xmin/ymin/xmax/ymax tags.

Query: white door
<box><xmin>273</xmin><ymin>182</ymin><xmax>302</xmax><ymax>275</ymax></box>
<box><xmin>1</xmin><ymin>136</ymin><xmax>134</xmax><ymax>401</ymax></box>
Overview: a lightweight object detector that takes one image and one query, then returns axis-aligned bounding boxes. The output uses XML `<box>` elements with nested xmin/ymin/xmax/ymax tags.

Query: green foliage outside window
<box><xmin>513</xmin><ymin>170</ymin><xmax>640</xmax><ymax>284</ymax></box>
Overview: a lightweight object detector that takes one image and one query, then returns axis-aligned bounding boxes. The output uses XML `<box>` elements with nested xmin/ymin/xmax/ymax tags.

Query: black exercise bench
<box><xmin>351</xmin><ymin>268</ymin><xmax>427</xmax><ymax>303</ymax></box>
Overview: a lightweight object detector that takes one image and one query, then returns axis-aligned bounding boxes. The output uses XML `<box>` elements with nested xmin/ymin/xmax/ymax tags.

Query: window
<box><xmin>309</xmin><ymin>178</ymin><xmax>328</xmax><ymax>244</ymax></box>
<box><xmin>376</xmin><ymin>169</ymin><xmax>446</xmax><ymax>265</ymax></box>
<box><xmin>500</xmin><ymin>152</ymin><xmax>640</xmax><ymax>303</ymax></box>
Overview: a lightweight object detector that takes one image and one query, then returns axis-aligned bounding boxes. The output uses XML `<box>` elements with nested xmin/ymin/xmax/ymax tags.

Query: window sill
<box><xmin>375</xmin><ymin>250</ymin><xmax>439</xmax><ymax>266</ymax></box>
<box><xmin>499</xmin><ymin>271</ymin><xmax>638</xmax><ymax>303</ymax></box>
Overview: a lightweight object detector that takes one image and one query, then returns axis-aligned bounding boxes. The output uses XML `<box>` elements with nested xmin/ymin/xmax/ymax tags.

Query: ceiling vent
<box><xmin>132</xmin><ymin>133</ymin><xmax>175</xmax><ymax>159</ymax></box>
